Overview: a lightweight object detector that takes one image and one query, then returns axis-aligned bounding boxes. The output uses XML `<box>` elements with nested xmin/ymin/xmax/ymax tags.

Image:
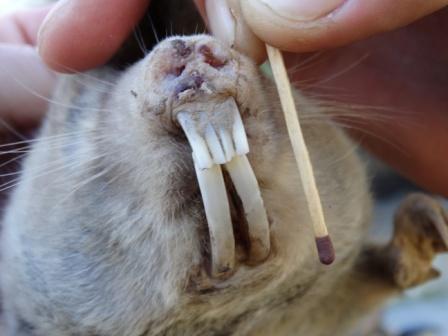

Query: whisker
<box><xmin>326</xmin><ymin>139</ymin><xmax>361</xmax><ymax>168</ymax></box>
<box><xmin>0</xmin><ymin>67</ymin><xmax>120</xmax><ymax>113</ymax></box>
<box><xmin>70</xmin><ymin>76</ymin><xmax>128</xmax><ymax>98</ymax></box>
<box><xmin>0</xmin><ymin>151</ymin><xmax>29</xmax><ymax>171</ymax></box>
<box><xmin>307</xmin><ymin>53</ymin><xmax>370</xmax><ymax>86</ymax></box>
<box><xmin>48</xmin><ymin>63</ymin><xmax>119</xmax><ymax>88</ymax></box>
<box><xmin>133</xmin><ymin>26</ymin><xmax>148</xmax><ymax>56</ymax></box>
<box><xmin>148</xmin><ymin>13</ymin><xmax>160</xmax><ymax>43</ymax></box>
<box><xmin>300</xmin><ymin>115</ymin><xmax>407</xmax><ymax>155</ymax></box>
<box><xmin>302</xmin><ymin>109</ymin><xmax>403</xmax><ymax>124</ymax></box>
<box><xmin>333</xmin><ymin>120</ymin><xmax>407</xmax><ymax>154</ymax></box>
<box><xmin>0</xmin><ymin>131</ymin><xmax>113</xmax><ymax>174</ymax></box>
<box><xmin>0</xmin><ymin>149</ymin><xmax>110</xmax><ymax>193</ymax></box>
<box><xmin>294</xmin><ymin>82</ymin><xmax>356</xmax><ymax>95</ymax></box>
<box><xmin>0</xmin><ymin>119</ymin><xmax>27</xmax><ymax>141</ymax></box>
<box><xmin>0</xmin><ymin>136</ymin><xmax>114</xmax><ymax>179</ymax></box>
<box><xmin>287</xmin><ymin>51</ymin><xmax>325</xmax><ymax>74</ymax></box>
<box><xmin>72</xmin><ymin>72</ymin><xmax>118</xmax><ymax>88</ymax></box>
<box><xmin>49</xmin><ymin>163</ymin><xmax>113</xmax><ymax>212</ymax></box>
<box><xmin>0</xmin><ymin>128</ymin><xmax>105</xmax><ymax>150</ymax></box>
<box><xmin>294</xmin><ymin>95</ymin><xmax>421</xmax><ymax>134</ymax></box>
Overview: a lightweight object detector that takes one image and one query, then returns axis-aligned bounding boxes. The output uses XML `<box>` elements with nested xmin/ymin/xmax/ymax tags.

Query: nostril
<box><xmin>198</xmin><ymin>45</ymin><xmax>227</xmax><ymax>68</ymax></box>
<box><xmin>174</xmin><ymin>73</ymin><xmax>205</xmax><ymax>96</ymax></box>
<box><xmin>174</xmin><ymin>82</ymin><xmax>193</xmax><ymax>96</ymax></box>
<box><xmin>171</xmin><ymin>39</ymin><xmax>192</xmax><ymax>58</ymax></box>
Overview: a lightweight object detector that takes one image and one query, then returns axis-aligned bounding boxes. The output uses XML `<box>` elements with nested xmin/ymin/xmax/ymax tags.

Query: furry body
<box><xmin>1</xmin><ymin>34</ymin><xmax>446</xmax><ymax>336</ymax></box>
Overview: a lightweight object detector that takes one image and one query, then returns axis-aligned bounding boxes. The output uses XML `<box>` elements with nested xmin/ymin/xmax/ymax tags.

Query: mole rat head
<box><xmin>125</xmin><ymin>34</ymin><xmax>270</xmax><ymax>134</ymax></box>
<box><xmin>106</xmin><ymin>35</ymin><xmax>286</xmax><ymax>277</ymax></box>
<box><xmin>112</xmin><ymin>34</ymin><xmax>282</xmax><ymax>190</ymax></box>
<box><xmin>144</xmin><ymin>35</ymin><xmax>248</xmax><ymax>107</ymax></box>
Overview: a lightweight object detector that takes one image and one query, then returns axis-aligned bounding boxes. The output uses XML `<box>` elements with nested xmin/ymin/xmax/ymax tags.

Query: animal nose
<box><xmin>170</xmin><ymin>39</ymin><xmax>228</xmax><ymax>69</ymax></box>
<box><xmin>197</xmin><ymin>44</ymin><xmax>227</xmax><ymax>69</ymax></box>
<box><xmin>171</xmin><ymin>39</ymin><xmax>193</xmax><ymax>58</ymax></box>
<box><xmin>167</xmin><ymin>39</ymin><xmax>229</xmax><ymax>97</ymax></box>
<box><xmin>174</xmin><ymin>71</ymin><xmax>204</xmax><ymax>96</ymax></box>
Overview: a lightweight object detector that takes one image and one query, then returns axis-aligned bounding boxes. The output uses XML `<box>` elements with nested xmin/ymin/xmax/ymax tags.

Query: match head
<box><xmin>315</xmin><ymin>236</ymin><xmax>335</xmax><ymax>265</ymax></box>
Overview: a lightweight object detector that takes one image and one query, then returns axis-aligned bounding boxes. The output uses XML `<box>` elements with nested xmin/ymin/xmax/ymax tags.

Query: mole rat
<box><xmin>1</xmin><ymin>2</ymin><xmax>448</xmax><ymax>336</ymax></box>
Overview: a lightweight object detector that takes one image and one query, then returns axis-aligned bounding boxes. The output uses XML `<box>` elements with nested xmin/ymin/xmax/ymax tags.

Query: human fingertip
<box><xmin>205</xmin><ymin>0</ymin><xmax>236</xmax><ymax>49</ymax></box>
<box><xmin>250</xmin><ymin>0</ymin><xmax>346</xmax><ymax>22</ymax></box>
<box><xmin>36</xmin><ymin>0</ymin><xmax>75</xmax><ymax>72</ymax></box>
<box><xmin>242</xmin><ymin>0</ymin><xmax>448</xmax><ymax>53</ymax></box>
<box><xmin>206</xmin><ymin>0</ymin><xmax>266</xmax><ymax>63</ymax></box>
<box><xmin>38</xmin><ymin>0</ymin><xmax>151</xmax><ymax>73</ymax></box>
<box><xmin>37</xmin><ymin>0</ymin><xmax>67</xmax><ymax>44</ymax></box>
<box><xmin>240</xmin><ymin>0</ymin><xmax>342</xmax><ymax>53</ymax></box>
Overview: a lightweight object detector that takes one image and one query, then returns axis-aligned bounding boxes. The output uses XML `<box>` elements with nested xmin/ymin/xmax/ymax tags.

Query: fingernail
<box><xmin>258</xmin><ymin>0</ymin><xmax>346</xmax><ymax>21</ymax></box>
<box><xmin>205</xmin><ymin>0</ymin><xmax>236</xmax><ymax>47</ymax></box>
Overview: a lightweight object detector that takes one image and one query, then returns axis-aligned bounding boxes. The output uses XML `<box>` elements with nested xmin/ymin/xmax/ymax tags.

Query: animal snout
<box><xmin>164</xmin><ymin>38</ymin><xmax>232</xmax><ymax>97</ymax></box>
<box><xmin>143</xmin><ymin>35</ymin><xmax>242</xmax><ymax>119</ymax></box>
<box><xmin>170</xmin><ymin>39</ymin><xmax>228</xmax><ymax>70</ymax></box>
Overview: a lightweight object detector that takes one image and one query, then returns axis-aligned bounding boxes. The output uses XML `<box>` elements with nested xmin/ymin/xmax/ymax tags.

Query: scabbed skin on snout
<box><xmin>0</xmin><ymin>35</ymin><xmax>373</xmax><ymax>336</ymax></box>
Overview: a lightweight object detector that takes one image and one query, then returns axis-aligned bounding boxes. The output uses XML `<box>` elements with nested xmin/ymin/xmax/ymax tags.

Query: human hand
<box><xmin>0</xmin><ymin>5</ymin><xmax>56</xmax><ymax>128</ymax></box>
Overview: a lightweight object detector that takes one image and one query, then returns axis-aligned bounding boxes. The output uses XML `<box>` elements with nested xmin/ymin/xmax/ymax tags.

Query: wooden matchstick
<box><xmin>266</xmin><ymin>45</ymin><xmax>335</xmax><ymax>265</ymax></box>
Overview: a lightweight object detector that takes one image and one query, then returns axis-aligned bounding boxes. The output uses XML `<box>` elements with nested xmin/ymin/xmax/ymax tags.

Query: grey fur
<box><xmin>0</xmin><ymin>35</ymin><xmax>445</xmax><ymax>336</ymax></box>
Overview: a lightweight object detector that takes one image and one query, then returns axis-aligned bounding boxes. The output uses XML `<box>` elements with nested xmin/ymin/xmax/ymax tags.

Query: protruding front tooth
<box><xmin>229</xmin><ymin>98</ymin><xmax>249</xmax><ymax>155</ymax></box>
<box><xmin>205</xmin><ymin>124</ymin><xmax>227</xmax><ymax>164</ymax></box>
<box><xmin>177</xmin><ymin>112</ymin><xmax>213</xmax><ymax>169</ymax></box>
<box><xmin>225</xmin><ymin>155</ymin><xmax>270</xmax><ymax>263</ymax></box>
<box><xmin>219</xmin><ymin>128</ymin><xmax>235</xmax><ymax>162</ymax></box>
<box><xmin>194</xmin><ymin>162</ymin><xmax>235</xmax><ymax>278</ymax></box>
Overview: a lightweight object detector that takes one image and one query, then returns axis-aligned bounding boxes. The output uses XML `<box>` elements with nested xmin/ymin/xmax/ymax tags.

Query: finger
<box><xmin>349</xmin><ymin>109</ymin><xmax>448</xmax><ymax>198</ymax></box>
<box><xmin>197</xmin><ymin>0</ymin><xmax>266</xmax><ymax>63</ymax></box>
<box><xmin>0</xmin><ymin>5</ymin><xmax>52</xmax><ymax>45</ymax></box>
<box><xmin>0</xmin><ymin>44</ymin><xmax>56</xmax><ymax>127</ymax></box>
<box><xmin>38</xmin><ymin>0</ymin><xmax>150</xmax><ymax>73</ymax></box>
<box><xmin>193</xmin><ymin>0</ymin><xmax>206</xmax><ymax>20</ymax></box>
<box><xmin>240</xmin><ymin>0</ymin><xmax>448</xmax><ymax>53</ymax></box>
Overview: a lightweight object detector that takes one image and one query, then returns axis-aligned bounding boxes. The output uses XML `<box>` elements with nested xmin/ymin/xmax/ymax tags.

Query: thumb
<box><xmin>38</xmin><ymin>0</ymin><xmax>150</xmax><ymax>73</ymax></box>
<box><xmin>240</xmin><ymin>0</ymin><xmax>448</xmax><ymax>52</ymax></box>
<box><xmin>197</xmin><ymin>0</ymin><xmax>266</xmax><ymax>62</ymax></box>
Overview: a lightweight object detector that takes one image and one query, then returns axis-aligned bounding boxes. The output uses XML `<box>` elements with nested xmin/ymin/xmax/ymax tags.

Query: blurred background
<box><xmin>362</xmin><ymin>158</ymin><xmax>448</xmax><ymax>336</ymax></box>
<box><xmin>0</xmin><ymin>0</ymin><xmax>50</xmax><ymax>13</ymax></box>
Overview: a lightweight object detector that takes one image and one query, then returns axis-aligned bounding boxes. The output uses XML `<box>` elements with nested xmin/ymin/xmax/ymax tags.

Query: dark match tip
<box><xmin>315</xmin><ymin>235</ymin><xmax>335</xmax><ymax>265</ymax></box>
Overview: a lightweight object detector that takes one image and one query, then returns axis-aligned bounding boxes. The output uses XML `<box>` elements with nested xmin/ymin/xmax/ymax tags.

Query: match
<box><xmin>266</xmin><ymin>45</ymin><xmax>335</xmax><ymax>265</ymax></box>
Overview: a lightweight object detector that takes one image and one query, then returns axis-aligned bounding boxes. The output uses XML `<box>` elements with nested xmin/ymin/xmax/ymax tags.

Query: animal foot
<box><xmin>387</xmin><ymin>193</ymin><xmax>448</xmax><ymax>289</ymax></box>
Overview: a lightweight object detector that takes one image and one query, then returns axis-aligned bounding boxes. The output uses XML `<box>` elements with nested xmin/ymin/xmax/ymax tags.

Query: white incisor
<box><xmin>177</xmin><ymin>97</ymin><xmax>270</xmax><ymax>277</ymax></box>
